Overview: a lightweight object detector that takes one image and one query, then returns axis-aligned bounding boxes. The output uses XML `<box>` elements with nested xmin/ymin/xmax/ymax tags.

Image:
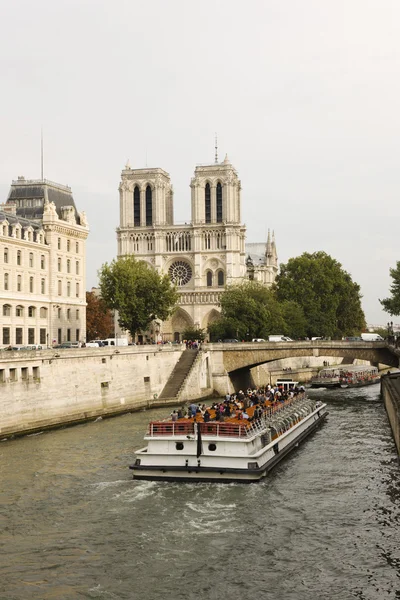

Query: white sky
<box><xmin>1</xmin><ymin>0</ymin><xmax>399</xmax><ymax>325</ymax></box>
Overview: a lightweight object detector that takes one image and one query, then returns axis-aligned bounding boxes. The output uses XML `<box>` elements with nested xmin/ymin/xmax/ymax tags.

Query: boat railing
<box><xmin>146</xmin><ymin>393</ymin><xmax>309</xmax><ymax>439</ymax></box>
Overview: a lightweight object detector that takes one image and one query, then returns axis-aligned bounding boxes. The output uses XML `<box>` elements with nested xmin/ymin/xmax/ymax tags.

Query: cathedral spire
<box><xmin>214</xmin><ymin>133</ymin><xmax>218</xmax><ymax>164</ymax></box>
<box><xmin>271</xmin><ymin>230</ymin><xmax>278</xmax><ymax>267</ymax></box>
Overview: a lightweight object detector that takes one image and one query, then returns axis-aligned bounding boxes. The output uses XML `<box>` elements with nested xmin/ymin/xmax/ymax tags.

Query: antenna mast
<box><xmin>214</xmin><ymin>133</ymin><xmax>218</xmax><ymax>163</ymax></box>
<box><xmin>41</xmin><ymin>127</ymin><xmax>44</xmax><ymax>180</ymax></box>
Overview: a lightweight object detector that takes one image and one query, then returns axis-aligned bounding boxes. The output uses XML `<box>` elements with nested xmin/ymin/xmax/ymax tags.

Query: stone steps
<box><xmin>158</xmin><ymin>349</ymin><xmax>199</xmax><ymax>400</ymax></box>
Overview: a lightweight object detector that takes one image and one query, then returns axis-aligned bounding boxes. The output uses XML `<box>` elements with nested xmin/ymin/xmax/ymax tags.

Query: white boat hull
<box><xmin>130</xmin><ymin>404</ymin><xmax>328</xmax><ymax>483</ymax></box>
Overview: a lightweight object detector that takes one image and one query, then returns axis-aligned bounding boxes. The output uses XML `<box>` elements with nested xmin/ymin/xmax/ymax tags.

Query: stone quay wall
<box><xmin>0</xmin><ymin>346</ymin><xmax>184</xmax><ymax>438</ymax></box>
<box><xmin>381</xmin><ymin>373</ymin><xmax>400</xmax><ymax>455</ymax></box>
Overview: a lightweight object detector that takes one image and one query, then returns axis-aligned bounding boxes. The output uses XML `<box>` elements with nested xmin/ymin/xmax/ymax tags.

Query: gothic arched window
<box><xmin>216</xmin><ymin>182</ymin><xmax>223</xmax><ymax>222</ymax></box>
<box><xmin>134</xmin><ymin>186</ymin><xmax>140</xmax><ymax>226</ymax></box>
<box><xmin>145</xmin><ymin>186</ymin><xmax>152</xmax><ymax>226</ymax></box>
<box><xmin>205</xmin><ymin>183</ymin><xmax>211</xmax><ymax>224</ymax></box>
<box><xmin>206</xmin><ymin>271</ymin><xmax>213</xmax><ymax>287</ymax></box>
<box><xmin>217</xmin><ymin>270</ymin><xmax>225</xmax><ymax>287</ymax></box>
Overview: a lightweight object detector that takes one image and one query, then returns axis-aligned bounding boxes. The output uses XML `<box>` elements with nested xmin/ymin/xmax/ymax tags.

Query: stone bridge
<box><xmin>201</xmin><ymin>340</ymin><xmax>400</xmax><ymax>395</ymax></box>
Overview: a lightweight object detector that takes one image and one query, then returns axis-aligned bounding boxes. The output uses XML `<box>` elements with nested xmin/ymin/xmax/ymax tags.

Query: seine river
<box><xmin>1</xmin><ymin>386</ymin><xmax>399</xmax><ymax>600</ymax></box>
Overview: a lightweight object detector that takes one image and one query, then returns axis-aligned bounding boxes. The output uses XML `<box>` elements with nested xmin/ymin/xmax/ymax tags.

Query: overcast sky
<box><xmin>1</xmin><ymin>0</ymin><xmax>399</xmax><ymax>325</ymax></box>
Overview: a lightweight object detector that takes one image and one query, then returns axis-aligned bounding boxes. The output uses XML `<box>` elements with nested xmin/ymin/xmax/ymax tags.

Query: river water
<box><xmin>1</xmin><ymin>385</ymin><xmax>399</xmax><ymax>600</ymax></box>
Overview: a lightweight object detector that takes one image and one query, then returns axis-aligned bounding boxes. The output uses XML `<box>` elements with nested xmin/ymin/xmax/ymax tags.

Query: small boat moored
<box><xmin>130</xmin><ymin>392</ymin><xmax>328</xmax><ymax>483</ymax></box>
<box><xmin>310</xmin><ymin>364</ymin><xmax>380</xmax><ymax>389</ymax></box>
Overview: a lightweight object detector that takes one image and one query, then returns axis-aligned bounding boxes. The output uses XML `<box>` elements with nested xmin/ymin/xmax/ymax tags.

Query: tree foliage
<box><xmin>275</xmin><ymin>251</ymin><xmax>366</xmax><ymax>338</ymax></box>
<box><xmin>86</xmin><ymin>291</ymin><xmax>114</xmax><ymax>341</ymax></box>
<box><xmin>98</xmin><ymin>256</ymin><xmax>178</xmax><ymax>338</ymax></box>
<box><xmin>208</xmin><ymin>281</ymin><xmax>302</xmax><ymax>341</ymax></box>
<box><xmin>380</xmin><ymin>261</ymin><xmax>400</xmax><ymax>316</ymax></box>
<box><xmin>182</xmin><ymin>327</ymin><xmax>206</xmax><ymax>342</ymax></box>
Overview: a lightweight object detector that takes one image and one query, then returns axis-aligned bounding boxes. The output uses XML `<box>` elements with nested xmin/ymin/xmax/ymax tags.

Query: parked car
<box><xmin>252</xmin><ymin>338</ymin><xmax>266</xmax><ymax>342</ymax></box>
<box><xmin>25</xmin><ymin>345</ymin><xmax>44</xmax><ymax>350</ymax></box>
<box><xmin>56</xmin><ymin>342</ymin><xmax>80</xmax><ymax>349</ymax></box>
<box><xmin>222</xmin><ymin>339</ymin><xmax>239</xmax><ymax>343</ymax></box>
<box><xmin>268</xmin><ymin>335</ymin><xmax>293</xmax><ymax>342</ymax></box>
<box><xmin>86</xmin><ymin>341</ymin><xmax>100</xmax><ymax>348</ymax></box>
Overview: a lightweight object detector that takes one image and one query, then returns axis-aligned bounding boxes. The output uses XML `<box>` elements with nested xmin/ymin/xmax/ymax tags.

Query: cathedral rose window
<box><xmin>169</xmin><ymin>260</ymin><xmax>192</xmax><ymax>286</ymax></box>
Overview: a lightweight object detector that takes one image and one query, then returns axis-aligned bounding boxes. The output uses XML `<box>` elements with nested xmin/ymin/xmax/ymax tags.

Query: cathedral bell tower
<box><xmin>190</xmin><ymin>154</ymin><xmax>241</xmax><ymax>225</ymax></box>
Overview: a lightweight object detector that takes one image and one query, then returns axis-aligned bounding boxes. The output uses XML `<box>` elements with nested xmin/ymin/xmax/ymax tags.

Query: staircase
<box><xmin>158</xmin><ymin>349</ymin><xmax>199</xmax><ymax>401</ymax></box>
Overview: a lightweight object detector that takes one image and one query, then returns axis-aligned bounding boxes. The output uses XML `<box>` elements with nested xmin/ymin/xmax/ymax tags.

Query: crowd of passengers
<box><xmin>170</xmin><ymin>384</ymin><xmax>305</xmax><ymax>423</ymax></box>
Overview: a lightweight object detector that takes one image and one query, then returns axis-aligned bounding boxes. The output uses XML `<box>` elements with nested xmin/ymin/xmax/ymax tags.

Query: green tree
<box><xmin>86</xmin><ymin>291</ymin><xmax>114</xmax><ymax>341</ymax></box>
<box><xmin>275</xmin><ymin>251</ymin><xmax>366</xmax><ymax>338</ymax></box>
<box><xmin>208</xmin><ymin>281</ymin><xmax>286</xmax><ymax>341</ymax></box>
<box><xmin>182</xmin><ymin>327</ymin><xmax>206</xmax><ymax>342</ymax></box>
<box><xmin>98</xmin><ymin>256</ymin><xmax>178</xmax><ymax>338</ymax></box>
<box><xmin>380</xmin><ymin>261</ymin><xmax>400</xmax><ymax>315</ymax></box>
<box><xmin>281</xmin><ymin>300</ymin><xmax>307</xmax><ymax>339</ymax></box>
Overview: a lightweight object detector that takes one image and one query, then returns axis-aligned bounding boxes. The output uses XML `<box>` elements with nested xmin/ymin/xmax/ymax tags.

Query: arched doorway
<box><xmin>171</xmin><ymin>308</ymin><xmax>194</xmax><ymax>342</ymax></box>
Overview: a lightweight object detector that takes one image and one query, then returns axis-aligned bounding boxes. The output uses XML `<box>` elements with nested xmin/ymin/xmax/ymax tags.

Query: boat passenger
<box><xmin>242</xmin><ymin>410</ymin><xmax>249</xmax><ymax>420</ymax></box>
<box><xmin>203</xmin><ymin>409</ymin><xmax>211</xmax><ymax>422</ymax></box>
<box><xmin>177</xmin><ymin>408</ymin><xmax>184</xmax><ymax>419</ymax></box>
<box><xmin>189</xmin><ymin>402</ymin><xmax>197</xmax><ymax>417</ymax></box>
<box><xmin>171</xmin><ymin>410</ymin><xmax>178</xmax><ymax>422</ymax></box>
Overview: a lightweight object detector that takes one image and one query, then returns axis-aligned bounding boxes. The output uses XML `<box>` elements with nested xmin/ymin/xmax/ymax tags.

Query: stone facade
<box><xmin>0</xmin><ymin>178</ymin><xmax>89</xmax><ymax>347</ymax></box>
<box><xmin>117</xmin><ymin>156</ymin><xmax>278</xmax><ymax>342</ymax></box>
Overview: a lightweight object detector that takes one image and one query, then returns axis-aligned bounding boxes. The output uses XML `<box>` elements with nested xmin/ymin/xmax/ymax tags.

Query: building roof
<box><xmin>0</xmin><ymin>209</ymin><xmax>43</xmax><ymax>230</ymax></box>
<box><xmin>6</xmin><ymin>178</ymin><xmax>81</xmax><ymax>224</ymax></box>
<box><xmin>245</xmin><ymin>242</ymin><xmax>267</xmax><ymax>265</ymax></box>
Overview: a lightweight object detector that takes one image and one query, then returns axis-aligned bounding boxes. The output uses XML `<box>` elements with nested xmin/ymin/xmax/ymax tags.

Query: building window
<box><xmin>17</xmin><ymin>250</ymin><xmax>21</xmax><ymax>265</ymax></box>
<box><xmin>21</xmin><ymin>367</ymin><xmax>28</xmax><ymax>380</ymax></box>
<box><xmin>67</xmin><ymin>259</ymin><xmax>71</xmax><ymax>273</ymax></box>
<box><xmin>206</xmin><ymin>271</ymin><xmax>213</xmax><ymax>287</ymax></box>
<box><xmin>3</xmin><ymin>327</ymin><xmax>10</xmax><ymax>345</ymax></box>
<box><xmin>76</xmin><ymin>261</ymin><xmax>79</xmax><ymax>275</ymax></box>
<box><xmin>76</xmin><ymin>282</ymin><xmax>79</xmax><ymax>297</ymax></box>
<box><xmin>216</xmin><ymin>182</ymin><xmax>223</xmax><ymax>223</ymax></box>
<box><xmin>16</xmin><ymin>306</ymin><xmax>23</xmax><ymax>317</ymax></box>
<box><xmin>29</xmin><ymin>276</ymin><xmax>34</xmax><ymax>293</ymax></box>
<box><xmin>76</xmin><ymin>241</ymin><xmax>79</xmax><ymax>253</ymax></box>
<box><xmin>28</xmin><ymin>306</ymin><xmax>35</xmax><ymax>317</ymax></box>
<box><xmin>67</xmin><ymin>328</ymin><xmax>71</xmax><ymax>342</ymax></box>
<box><xmin>40</xmin><ymin>307</ymin><xmax>47</xmax><ymax>318</ymax></box>
<box><xmin>41</xmin><ymin>255</ymin><xmax>45</xmax><ymax>269</ymax></box>
<box><xmin>17</xmin><ymin>275</ymin><xmax>22</xmax><ymax>291</ymax></box>
<box><xmin>76</xmin><ymin>329</ymin><xmax>80</xmax><ymax>342</ymax></box>
<box><xmin>58</xmin><ymin>257</ymin><xmax>61</xmax><ymax>272</ymax></box>
<box><xmin>40</xmin><ymin>328</ymin><xmax>46</xmax><ymax>344</ymax></box>
<box><xmin>28</xmin><ymin>328</ymin><xmax>35</xmax><ymax>344</ymax></box>
<box><xmin>4</xmin><ymin>273</ymin><xmax>9</xmax><ymax>290</ymax></box>
<box><xmin>9</xmin><ymin>368</ymin><xmax>17</xmax><ymax>382</ymax></box>
<box><xmin>29</xmin><ymin>252</ymin><xmax>33</xmax><ymax>267</ymax></box>
<box><xmin>134</xmin><ymin>186</ymin><xmax>140</xmax><ymax>226</ymax></box>
<box><xmin>3</xmin><ymin>304</ymin><xmax>11</xmax><ymax>316</ymax></box>
<box><xmin>67</xmin><ymin>281</ymin><xmax>71</xmax><ymax>297</ymax></box>
<box><xmin>76</xmin><ymin>309</ymin><xmax>80</xmax><ymax>319</ymax></box>
<box><xmin>41</xmin><ymin>278</ymin><xmax>45</xmax><ymax>294</ymax></box>
<box><xmin>217</xmin><ymin>270</ymin><xmax>225</xmax><ymax>287</ymax></box>
<box><xmin>67</xmin><ymin>239</ymin><xmax>70</xmax><ymax>252</ymax></box>
<box><xmin>58</xmin><ymin>237</ymin><xmax>61</xmax><ymax>250</ymax></box>
<box><xmin>67</xmin><ymin>308</ymin><xmax>71</xmax><ymax>320</ymax></box>
<box><xmin>57</xmin><ymin>307</ymin><xmax>61</xmax><ymax>319</ymax></box>
<box><xmin>58</xmin><ymin>280</ymin><xmax>62</xmax><ymax>296</ymax></box>
<box><xmin>58</xmin><ymin>328</ymin><xmax>62</xmax><ymax>344</ymax></box>
<box><xmin>4</xmin><ymin>248</ymin><xmax>8</xmax><ymax>263</ymax></box>
<box><xmin>16</xmin><ymin>328</ymin><xmax>23</xmax><ymax>344</ymax></box>
<box><xmin>205</xmin><ymin>183</ymin><xmax>211</xmax><ymax>224</ymax></box>
<box><xmin>145</xmin><ymin>185</ymin><xmax>152</xmax><ymax>226</ymax></box>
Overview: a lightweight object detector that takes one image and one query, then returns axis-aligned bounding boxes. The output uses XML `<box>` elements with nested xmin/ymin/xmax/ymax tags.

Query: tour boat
<box><xmin>129</xmin><ymin>394</ymin><xmax>328</xmax><ymax>483</ymax></box>
<box><xmin>311</xmin><ymin>364</ymin><xmax>380</xmax><ymax>389</ymax></box>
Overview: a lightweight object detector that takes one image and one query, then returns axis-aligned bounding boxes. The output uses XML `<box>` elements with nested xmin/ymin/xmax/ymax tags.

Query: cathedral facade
<box><xmin>117</xmin><ymin>156</ymin><xmax>277</xmax><ymax>342</ymax></box>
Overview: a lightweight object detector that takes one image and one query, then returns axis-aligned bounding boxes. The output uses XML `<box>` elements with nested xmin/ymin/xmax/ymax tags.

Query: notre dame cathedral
<box><xmin>117</xmin><ymin>154</ymin><xmax>278</xmax><ymax>342</ymax></box>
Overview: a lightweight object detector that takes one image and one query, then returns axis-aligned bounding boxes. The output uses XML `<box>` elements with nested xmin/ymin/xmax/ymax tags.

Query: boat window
<box><xmin>176</xmin><ymin>442</ymin><xmax>184</xmax><ymax>450</ymax></box>
<box><xmin>208</xmin><ymin>443</ymin><xmax>217</xmax><ymax>451</ymax></box>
